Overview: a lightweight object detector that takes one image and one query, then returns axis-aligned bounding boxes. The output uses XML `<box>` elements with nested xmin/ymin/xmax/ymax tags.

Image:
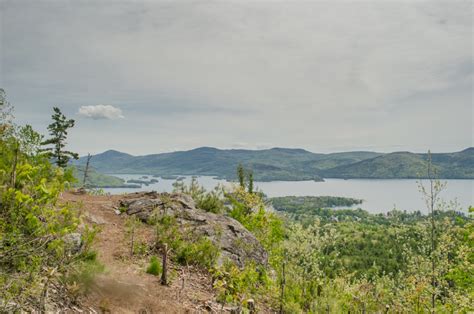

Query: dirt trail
<box><xmin>62</xmin><ymin>192</ymin><xmax>216</xmax><ymax>313</ymax></box>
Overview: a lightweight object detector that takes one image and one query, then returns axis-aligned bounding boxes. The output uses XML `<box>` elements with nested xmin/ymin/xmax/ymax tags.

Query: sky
<box><xmin>1</xmin><ymin>0</ymin><xmax>472</xmax><ymax>156</ymax></box>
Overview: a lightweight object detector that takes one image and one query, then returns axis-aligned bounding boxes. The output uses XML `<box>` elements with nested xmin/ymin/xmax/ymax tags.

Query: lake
<box><xmin>103</xmin><ymin>174</ymin><xmax>473</xmax><ymax>214</ymax></box>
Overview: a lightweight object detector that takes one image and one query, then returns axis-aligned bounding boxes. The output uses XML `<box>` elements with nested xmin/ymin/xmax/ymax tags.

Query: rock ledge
<box><xmin>119</xmin><ymin>192</ymin><xmax>268</xmax><ymax>267</ymax></box>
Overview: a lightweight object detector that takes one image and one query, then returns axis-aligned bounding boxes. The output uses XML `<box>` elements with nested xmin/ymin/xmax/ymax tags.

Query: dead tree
<box><xmin>10</xmin><ymin>142</ymin><xmax>19</xmax><ymax>188</ymax></box>
<box><xmin>161</xmin><ymin>243</ymin><xmax>168</xmax><ymax>285</ymax></box>
<box><xmin>418</xmin><ymin>151</ymin><xmax>446</xmax><ymax>312</ymax></box>
<box><xmin>279</xmin><ymin>255</ymin><xmax>286</xmax><ymax>314</ymax></box>
<box><xmin>82</xmin><ymin>153</ymin><xmax>92</xmax><ymax>188</ymax></box>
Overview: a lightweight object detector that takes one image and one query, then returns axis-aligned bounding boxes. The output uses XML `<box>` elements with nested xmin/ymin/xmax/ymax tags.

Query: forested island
<box><xmin>271</xmin><ymin>195</ymin><xmax>363</xmax><ymax>210</ymax></box>
<box><xmin>71</xmin><ymin>165</ymin><xmax>141</xmax><ymax>188</ymax></box>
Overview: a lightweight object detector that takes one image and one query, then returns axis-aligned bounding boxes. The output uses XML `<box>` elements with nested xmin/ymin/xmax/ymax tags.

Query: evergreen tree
<box><xmin>41</xmin><ymin>107</ymin><xmax>78</xmax><ymax>168</ymax></box>
<box><xmin>237</xmin><ymin>163</ymin><xmax>245</xmax><ymax>188</ymax></box>
<box><xmin>248</xmin><ymin>170</ymin><xmax>254</xmax><ymax>194</ymax></box>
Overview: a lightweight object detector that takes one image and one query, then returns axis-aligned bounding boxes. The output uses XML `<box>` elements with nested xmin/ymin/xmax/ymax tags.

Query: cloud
<box><xmin>78</xmin><ymin>105</ymin><xmax>124</xmax><ymax>120</ymax></box>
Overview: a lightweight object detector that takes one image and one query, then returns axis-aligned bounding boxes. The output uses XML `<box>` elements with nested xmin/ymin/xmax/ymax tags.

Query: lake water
<box><xmin>103</xmin><ymin>174</ymin><xmax>473</xmax><ymax>214</ymax></box>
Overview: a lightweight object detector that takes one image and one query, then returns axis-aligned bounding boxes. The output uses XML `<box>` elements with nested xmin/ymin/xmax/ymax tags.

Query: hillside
<box><xmin>71</xmin><ymin>165</ymin><xmax>140</xmax><ymax>188</ymax></box>
<box><xmin>62</xmin><ymin>187</ymin><xmax>471</xmax><ymax>313</ymax></box>
<box><xmin>431</xmin><ymin>148</ymin><xmax>474</xmax><ymax>178</ymax></box>
<box><xmin>322</xmin><ymin>150</ymin><xmax>474</xmax><ymax>179</ymax></box>
<box><xmin>76</xmin><ymin>147</ymin><xmax>326</xmax><ymax>181</ymax></box>
<box><xmin>75</xmin><ymin>147</ymin><xmax>474</xmax><ymax>180</ymax></box>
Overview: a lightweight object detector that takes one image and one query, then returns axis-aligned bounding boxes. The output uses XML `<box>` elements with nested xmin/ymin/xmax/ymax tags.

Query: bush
<box><xmin>176</xmin><ymin>237</ymin><xmax>220</xmax><ymax>269</ymax></box>
<box><xmin>146</xmin><ymin>256</ymin><xmax>162</xmax><ymax>276</ymax></box>
<box><xmin>173</xmin><ymin>178</ymin><xmax>225</xmax><ymax>214</ymax></box>
<box><xmin>0</xmin><ymin>106</ymin><xmax>99</xmax><ymax>310</ymax></box>
<box><xmin>155</xmin><ymin>215</ymin><xmax>219</xmax><ymax>269</ymax></box>
<box><xmin>212</xmin><ymin>260</ymin><xmax>269</xmax><ymax>306</ymax></box>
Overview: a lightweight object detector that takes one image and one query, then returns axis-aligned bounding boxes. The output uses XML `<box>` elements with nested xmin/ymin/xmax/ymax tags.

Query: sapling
<box><xmin>125</xmin><ymin>215</ymin><xmax>141</xmax><ymax>256</ymax></box>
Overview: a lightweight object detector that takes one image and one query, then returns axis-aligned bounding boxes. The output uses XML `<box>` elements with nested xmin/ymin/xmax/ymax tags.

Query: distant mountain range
<box><xmin>75</xmin><ymin>147</ymin><xmax>474</xmax><ymax>181</ymax></box>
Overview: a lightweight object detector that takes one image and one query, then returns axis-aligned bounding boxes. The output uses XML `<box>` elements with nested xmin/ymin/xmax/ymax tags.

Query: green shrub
<box><xmin>212</xmin><ymin>260</ymin><xmax>268</xmax><ymax>305</ymax></box>
<box><xmin>146</xmin><ymin>256</ymin><xmax>162</xmax><ymax>276</ymax></box>
<box><xmin>133</xmin><ymin>241</ymin><xmax>149</xmax><ymax>256</ymax></box>
<box><xmin>173</xmin><ymin>178</ymin><xmax>225</xmax><ymax>214</ymax></box>
<box><xmin>155</xmin><ymin>215</ymin><xmax>219</xmax><ymax>269</ymax></box>
<box><xmin>176</xmin><ymin>237</ymin><xmax>220</xmax><ymax>269</ymax></box>
<box><xmin>0</xmin><ymin>110</ymin><xmax>100</xmax><ymax>309</ymax></box>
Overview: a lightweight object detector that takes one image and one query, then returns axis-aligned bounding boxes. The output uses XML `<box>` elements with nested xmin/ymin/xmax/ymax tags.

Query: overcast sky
<box><xmin>1</xmin><ymin>0</ymin><xmax>472</xmax><ymax>156</ymax></box>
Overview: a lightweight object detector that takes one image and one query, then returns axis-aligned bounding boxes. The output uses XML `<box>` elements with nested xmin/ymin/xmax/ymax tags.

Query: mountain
<box><xmin>321</xmin><ymin>150</ymin><xmax>474</xmax><ymax>179</ymax></box>
<box><xmin>305</xmin><ymin>151</ymin><xmax>383</xmax><ymax>171</ymax></box>
<box><xmin>75</xmin><ymin>147</ymin><xmax>474</xmax><ymax>181</ymax></box>
<box><xmin>76</xmin><ymin>147</ymin><xmax>325</xmax><ymax>181</ymax></box>
<box><xmin>321</xmin><ymin>152</ymin><xmax>432</xmax><ymax>179</ymax></box>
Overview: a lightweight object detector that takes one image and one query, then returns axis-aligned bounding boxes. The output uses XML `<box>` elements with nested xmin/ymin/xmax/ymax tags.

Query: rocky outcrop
<box><xmin>119</xmin><ymin>192</ymin><xmax>268</xmax><ymax>267</ymax></box>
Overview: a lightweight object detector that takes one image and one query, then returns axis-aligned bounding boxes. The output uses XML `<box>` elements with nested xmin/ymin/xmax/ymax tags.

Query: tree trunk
<box><xmin>82</xmin><ymin>153</ymin><xmax>92</xmax><ymax>188</ymax></box>
<box><xmin>279</xmin><ymin>260</ymin><xmax>286</xmax><ymax>314</ymax></box>
<box><xmin>10</xmin><ymin>143</ymin><xmax>18</xmax><ymax>188</ymax></box>
<box><xmin>161</xmin><ymin>243</ymin><xmax>168</xmax><ymax>285</ymax></box>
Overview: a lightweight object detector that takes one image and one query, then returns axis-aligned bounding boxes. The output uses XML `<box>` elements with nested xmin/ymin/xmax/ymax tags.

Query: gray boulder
<box><xmin>119</xmin><ymin>192</ymin><xmax>268</xmax><ymax>267</ymax></box>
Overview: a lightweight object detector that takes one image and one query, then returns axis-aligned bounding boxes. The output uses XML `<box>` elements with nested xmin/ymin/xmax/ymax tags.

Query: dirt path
<box><xmin>62</xmin><ymin>192</ymin><xmax>216</xmax><ymax>313</ymax></box>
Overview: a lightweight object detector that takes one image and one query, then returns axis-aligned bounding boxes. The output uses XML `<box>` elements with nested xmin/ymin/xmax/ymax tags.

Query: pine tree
<box><xmin>41</xmin><ymin>107</ymin><xmax>78</xmax><ymax>168</ymax></box>
<box><xmin>248</xmin><ymin>170</ymin><xmax>254</xmax><ymax>194</ymax></box>
<box><xmin>237</xmin><ymin>163</ymin><xmax>245</xmax><ymax>188</ymax></box>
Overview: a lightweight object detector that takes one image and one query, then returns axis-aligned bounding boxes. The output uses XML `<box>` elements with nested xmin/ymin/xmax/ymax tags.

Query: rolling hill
<box><xmin>74</xmin><ymin>147</ymin><xmax>474</xmax><ymax>181</ymax></box>
<box><xmin>322</xmin><ymin>149</ymin><xmax>474</xmax><ymax>179</ymax></box>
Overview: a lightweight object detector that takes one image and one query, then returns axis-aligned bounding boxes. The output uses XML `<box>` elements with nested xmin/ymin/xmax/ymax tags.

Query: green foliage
<box><xmin>173</xmin><ymin>177</ymin><xmax>225</xmax><ymax>214</ymax></box>
<box><xmin>237</xmin><ymin>163</ymin><xmax>245</xmax><ymax>188</ymax></box>
<box><xmin>154</xmin><ymin>215</ymin><xmax>220</xmax><ymax>269</ymax></box>
<box><xmin>227</xmin><ymin>186</ymin><xmax>284</xmax><ymax>258</ymax></box>
<box><xmin>445</xmin><ymin>206</ymin><xmax>474</xmax><ymax>293</ymax></box>
<box><xmin>146</xmin><ymin>256</ymin><xmax>162</xmax><ymax>276</ymax></box>
<box><xmin>205</xmin><ymin>177</ymin><xmax>473</xmax><ymax>312</ymax></box>
<box><xmin>272</xmin><ymin>195</ymin><xmax>362</xmax><ymax>211</ymax></box>
<box><xmin>175</xmin><ymin>237</ymin><xmax>220</xmax><ymax>269</ymax></box>
<box><xmin>125</xmin><ymin>215</ymin><xmax>141</xmax><ymax>256</ymax></box>
<box><xmin>247</xmin><ymin>170</ymin><xmax>254</xmax><ymax>194</ymax></box>
<box><xmin>212</xmin><ymin>261</ymin><xmax>269</xmax><ymax>306</ymax></box>
<box><xmin>41</xmin><ymin>107</ymin><xmax>79</xmax><ymax>168</ymax></box>
<box><xmin>271</xmin><ymin>195</ymin><xmax>363</xmax><ymax>224</ymax></box>
<box><xmin>0</xmin><ymin>101</ymin><xmax>99</xmax><ymax>310</ymax></box>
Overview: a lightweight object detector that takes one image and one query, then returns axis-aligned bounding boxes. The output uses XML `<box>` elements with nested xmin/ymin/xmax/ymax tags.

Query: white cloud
<box><xmin>78</xmin><ymin>105</ymin><xmax>124</xmax><ymax>120</ymax></box>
